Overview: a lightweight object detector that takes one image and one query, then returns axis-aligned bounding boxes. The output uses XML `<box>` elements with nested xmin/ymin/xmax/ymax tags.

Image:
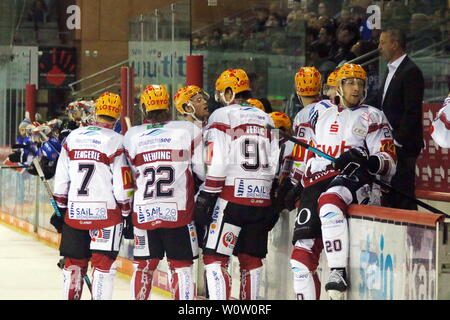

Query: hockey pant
<box><xmin>204</xmin><ymin>253</ymin><xmax>263</xmax><ymax>300</ymax></box>
<box><xmin>63</xmin><ymin>253</ymin><xmax>117</xmax><ymax>300</ymax></box>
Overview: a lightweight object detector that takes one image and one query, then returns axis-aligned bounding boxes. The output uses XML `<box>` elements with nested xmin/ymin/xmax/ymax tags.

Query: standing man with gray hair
<box><xmin>376</xmin><ymin>28</ymin><xmax>425</xmax><ymax>210</ymax></box>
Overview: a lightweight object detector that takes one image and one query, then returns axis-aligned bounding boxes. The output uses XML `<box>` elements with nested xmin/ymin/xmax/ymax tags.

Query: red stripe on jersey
<box><xmin>53</xmin><ymin>194</ymin><xmax>68</xmax><ymax>206</ymax></box>
<box><xmin>439</xmin><ymin>112</ymin><xmax>450</xmax><ymax>130</ymax></box>
<box><xmin>204</xmin><ymin>176</ymin><xmax>225</xmax><ymax>192</ymax></box>
<box><xmin>318</xmin><ymin>192</ymin><xmax>347</xmax><ymax>213</ymax></box>
<box><xmin>209</xmin><ymin>122</ymin><xmax>231</xmax><ymax>134</ymax></box>
<box><xmin>367</xmin><ymin>123</ymin><xmax>390</xmax><ymax>134</ymax></box>
<box><xmin>191</xmin><ymin>133</ymin><xmax>202</xmax><ymax>154</ymax></box>
<box><xmin>109</xmin><ymin>149</ymin><xmax>124</xmax><ymax>163</ymax></box>
<box><xmin>185</xmin><ymin>169</ymin><xmax>195</xmax><ymax>220</ymax></box>
<box><xmin>68</xmin><ymin>149</ymin><xmax>110</xmax><ymax>164</ymax></box>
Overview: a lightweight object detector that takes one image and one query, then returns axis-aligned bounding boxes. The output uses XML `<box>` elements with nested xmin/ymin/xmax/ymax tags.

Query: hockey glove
<box><xmin>334</xmin><ymin>147</ymin><xmax>369</xmax><ymax>173</ymax></box>
<box><xmin>50</xmin><ymin>206</ymin><xmax>66</xmax><ymax>233</ymax></box>
<box><xmin>367</xmin><ymin>155</ymin><xmax>382</xmax><ymax>175</ymax></box>
<box><xmin>194</xmin><ymin>191</ymin><xmax>219</xmax><ymax>226</ymax></box>
<box><xmin>7</xmin><ymin>151</ymin><xmax>21</xmax><ymax>163</ymax></box>
<box><xmin>274</xmin><ymin>178</ymin><xmax>294</xmax><ymax>213</ymax></box>
<box><xmin>284</xmin><ymin>182</ymin><xmax>304</xmax><ymax>211</ymax></box>
<box><xmin>123</xmin><ymin>214</ymin><xmax>134</xmax><ymax>240</ymax></box>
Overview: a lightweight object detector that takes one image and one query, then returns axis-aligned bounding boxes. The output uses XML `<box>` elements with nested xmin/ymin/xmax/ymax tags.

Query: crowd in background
<box><xmin>192</xmin><ymin>0</ymin><xmax>449</xmax><ymax>78</ymax></box>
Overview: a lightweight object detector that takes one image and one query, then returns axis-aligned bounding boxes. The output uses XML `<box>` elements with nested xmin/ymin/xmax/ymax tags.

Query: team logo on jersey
<box><xmin>240</xmin><ymin>107</ymin><xmax>258</xmax><ymax>112</ymax></box>
<box><xmin>222</xmin><ymin>231</ymin><xmax>236</xmax><ymax>248</ymax></box>
<box><xmin>330</xmin><ymin>121</ymin><xmax>339</xmax><ymax>134</ymax></box>
<box><xmin>135</xmin><ymin>235</ymin><xmax>146</xmax><ymax>247</ymax></box>
<box><xmin>121</xmin><ymin>167</ymin><xmax>134</xmax><ymax>190</ymax></box>
<box><xmin>353</xmin><ymin>126</ymin><xmax>367</xmax><ymax>137</ymax></box>
<box><xmin>236</xmin><ymin>179</ymin><xmax>245</xmax><ymax>197</ymax></box>
<box><xmin>89</xmin><ymin>229</ymin><xmax>111</xmax><ymax>242</ymax></box>
<box><xmin>141</xmin><ymin>129</ymin><xmax>165</xmax><ymax>137</ymax></box>
<box><xmin>380</xmin><ymin>139</ymin><xmax>396</xmax><ymax>154</ymax></box>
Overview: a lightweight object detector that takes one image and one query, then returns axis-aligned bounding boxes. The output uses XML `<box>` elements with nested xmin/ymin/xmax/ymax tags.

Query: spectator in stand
<box><xmin>308</xmin><ymin>42</ymin><xmax>337</xmax><ymax>81</ymax></box>
<box><xmin>408</xmin><ymin>13</ymin><xmax>441</xmax><ymax>54</ymax></box>
<box><xmin>335</xmin><ymin>7</ymin><xmax>352</xmax><ymax>27</ymax></box>
<box><xmin>332</xmin><ymin>23</ymin><xmax>359</xmax><ymax>65</ymax></box>
<box><xmin>252</xmin><ymin>7</ymin><xmax>270</xmax><ymax>33</ymax></box>
<box><xmin>350</xmin><ymin>40</ymin><xmax>378</xmax><ymax>99</ymax></box>
<box><xmin>349</xmin><ymin>6</ymin><xmax>372</xmax><ymax>40</ymax></box>
<box><xmin>317</xmin><ymin>25</ymin><xmax>338</xmax><ymax>57</ymax></box>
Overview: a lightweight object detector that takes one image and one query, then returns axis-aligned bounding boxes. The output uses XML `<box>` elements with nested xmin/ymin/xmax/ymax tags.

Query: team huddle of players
<box><xmin>7</xmin><ymin>63</ymin><xmax>450</xmax><ymax>301</ymax></box>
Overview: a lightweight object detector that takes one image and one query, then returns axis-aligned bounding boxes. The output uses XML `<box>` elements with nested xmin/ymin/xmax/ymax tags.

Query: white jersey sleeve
<box><xmin>204</xmin><ymin>104</ymin><xmax>280</xmax><ymax>206</ymax></box>
<box><xmin>364</xmin><ymin>107</ymin><xmax>397</xmax><ymax>181</ymax></box>
<box><xmin>431</xmin><ymin>97</ymin><xmax>450</xmax><ymax>148</ymax></box>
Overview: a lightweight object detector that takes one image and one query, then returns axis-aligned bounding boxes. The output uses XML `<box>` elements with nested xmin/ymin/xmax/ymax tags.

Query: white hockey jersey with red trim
<box><xmin>53</xmin><ymin>123</ymin><xmax>133</xmax><ymax>230</ymax></box>
<box><xmin>123</xmin><ymin>121</ymin><xmax>205</xmax><ymax>230</ymax></box>
<box><xmin>290</xmin><ymin>102</ymin><xmax>318</xmax><ymax>184</ymax></box>
<box><xmin>203</xmin><ymin>103</ymin><xmax>280</xmax><ymax>207</ymax></box>
<box><xmin>290</xmin><ymin>100</ymin><xmax>397</xmax><ymax>187</ymax></box>
<box><xmin>431</xmin><ymin>97</ymin><xmax>450</xmax><ymax>148</ymax></box>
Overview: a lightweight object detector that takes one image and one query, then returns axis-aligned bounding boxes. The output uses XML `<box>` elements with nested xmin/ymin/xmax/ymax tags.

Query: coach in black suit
<box><xmin>375</xmin><ymin>28</ymin><xmax>425</xmax><ymax>210</ymax></box>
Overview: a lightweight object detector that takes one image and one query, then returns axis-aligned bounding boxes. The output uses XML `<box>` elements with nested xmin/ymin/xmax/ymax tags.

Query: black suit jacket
<box><xmin>376</xmin><ymin>55</ymin><xmax>425</xmax><ymax>156</ymax></box>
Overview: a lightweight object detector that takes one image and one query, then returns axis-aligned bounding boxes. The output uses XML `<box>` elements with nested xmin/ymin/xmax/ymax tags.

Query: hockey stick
<box><xmin>1</xmin><ymin>165</ymin><xmax>29</xmax><ymax>169</ymax></box>
<box><xmin>32</xmin><ymin>157</ymin><xmax>61</xmax><ymax>217</ymax></box>
<box><xmin>267</xmin><ymin>125</ymin><xmax>449</xmax><ymax>216</ymax></box>
<box><xmin>124</xmin><ymin>116</ymin><xmax>132</xmax><ymax>130</ymax></box>
<box><xmin>33</xmin><ymin>158</ymin><xmax>94</xmax><ymax>295</ymax></box>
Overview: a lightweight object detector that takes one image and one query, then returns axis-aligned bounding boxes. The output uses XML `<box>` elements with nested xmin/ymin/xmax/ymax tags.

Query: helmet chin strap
<box><xmin>185</xmin><ymin>103</ymin><xmax>202</xmax><ymax>122</ymax></box>
<box><xmin>219</xmin><ymin>91</ymin><xmax>235</xmax><ymax>106</ymax></box>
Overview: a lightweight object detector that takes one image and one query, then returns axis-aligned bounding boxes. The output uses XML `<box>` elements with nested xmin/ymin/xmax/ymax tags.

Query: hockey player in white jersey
<box><xmin>53</xmin><ymin>92</ymin><xmax>133</xmax><ymax>300</ymax></box>
<box><xmin>431</xmin><ymin>93</ymin><xmax>450</xmax><ymax>148</ymax></box>
<box><xmin>323</xmin><ymin>69</ymin><xmax>339</xmax><ymax>102</ymax></box>
<box><xmin>194</xmin><ymin>69</ymin><xmax>280</xmax><ymax>300</ymax></box>
<box><xmin>287</xmin><ymin>64</ymin><xmax>397</xmax><ymax>300</ymax></box>
<box><xmin>284</xmin><ymin>66</ymin><xmax>324</xmax><ymax>207</ymax></box>
<box><xmin>123</xmin><ymin>84</ymin><xmax>205</xmax><ymax>300</ymax></box>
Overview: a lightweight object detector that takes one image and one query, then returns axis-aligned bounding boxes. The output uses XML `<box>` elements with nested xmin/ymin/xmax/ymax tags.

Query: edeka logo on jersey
<box><xmin>233</xmin><ymin>179</ymin><xmax>271</xmax><ymax>199</ymax></box>
<box><xmin>359</xmin><ymin>234</ymin><xmax>394</xmax><ymax>300</ymax></box>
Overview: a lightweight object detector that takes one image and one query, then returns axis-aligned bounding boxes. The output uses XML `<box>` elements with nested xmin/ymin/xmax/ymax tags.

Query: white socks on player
<box><xmin>319</xmin><ymin>202</ymin><xmax>349</xmax><ymax>269</ymax></box>
<box><xmin>204</xmin><ymin>262</ymin><xmax>231</xmax><ymax>300</ymax></box>
<box><xmin>92</xmin><ymin>264</ymin><xmax>116</xmax><ymax>300</ymax></box>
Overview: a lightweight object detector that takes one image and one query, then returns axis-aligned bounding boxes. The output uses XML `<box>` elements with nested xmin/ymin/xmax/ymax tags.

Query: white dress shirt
<box><xmin>382</xmin><ymin>53</ymin><xmax>407</xmax><ymax>105</ymax></box>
